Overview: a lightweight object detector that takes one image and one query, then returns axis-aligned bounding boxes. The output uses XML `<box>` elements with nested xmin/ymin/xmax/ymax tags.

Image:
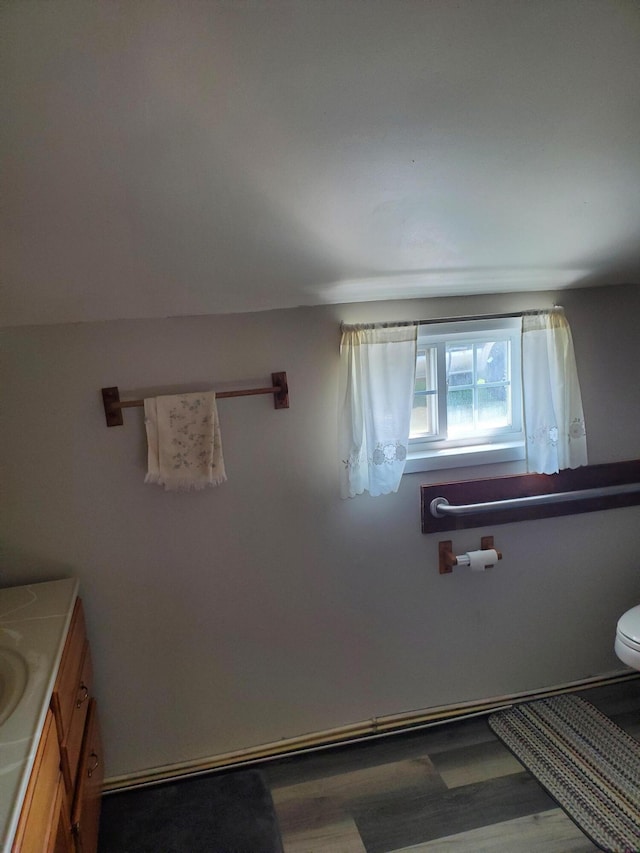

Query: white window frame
<box><xmin>405</xmin><ymin>317</ymin><xmax>525</xmax><ymax>473</ymax></box>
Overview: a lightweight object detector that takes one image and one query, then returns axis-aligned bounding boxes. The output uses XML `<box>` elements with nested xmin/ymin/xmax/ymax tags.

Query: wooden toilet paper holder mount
<box><xmin>438</xmin><ymin>536</ymin><xmax>502</xmax><ymax>574</ymax></box>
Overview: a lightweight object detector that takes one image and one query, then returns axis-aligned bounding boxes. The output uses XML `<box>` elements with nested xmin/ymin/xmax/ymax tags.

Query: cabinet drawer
<box><xmin>51</xmin><ymin>599</ymin><xmax>87</xmax><ymax>744</ymax></box>
<box><xmin>59</xmin><ymin>642</ymin><xmax>93</xmax><ymax>793</ymax></box>
<box><xmin>12</xmin><ymin>710</ymin><xmax>63</xmax><ymax>853</ymax></box>
<box><xmin>71</xmin><ymin>700</ymin><xmax>103</xmax><ymax>853</ymax></box>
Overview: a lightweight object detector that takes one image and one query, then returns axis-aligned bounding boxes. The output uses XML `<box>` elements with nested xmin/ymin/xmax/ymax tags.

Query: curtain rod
<box><xmin>101</xmin><ymin>372</ymin><xmax>289</xmax><ymax>427</ymax></box>
<box><xmin>415</xmin><ymin>306</ymin><xmax>562</xmax><ymax>326</ymax></box>
<box><xmin>342</xmin><ymin>306</ymin><xmax>563</xmax><ymax>330</ymax></box>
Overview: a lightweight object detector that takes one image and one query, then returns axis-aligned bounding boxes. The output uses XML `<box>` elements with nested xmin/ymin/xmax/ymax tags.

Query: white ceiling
<box><xmin>1</xmin><ymin>0</ymin><xmax>639</xmax><ymax>327</ymax></box>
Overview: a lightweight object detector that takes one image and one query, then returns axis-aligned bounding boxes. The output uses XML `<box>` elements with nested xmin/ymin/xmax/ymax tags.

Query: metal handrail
<box><xmin>430</xmin><ymin>482</ymin><xmax>640</xmax><ymax>518</ymax></box>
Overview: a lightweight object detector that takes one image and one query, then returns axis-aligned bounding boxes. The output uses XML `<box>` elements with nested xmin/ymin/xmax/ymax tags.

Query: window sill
<box><xmin>404</xmin><ymin>441</ymin><xmax>525</xmax><ymax>474</ymax></box>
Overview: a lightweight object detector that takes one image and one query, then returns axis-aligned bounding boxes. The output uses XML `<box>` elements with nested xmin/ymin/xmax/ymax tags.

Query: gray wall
<box><xmin>1</xmin><ymin>284</ymin><xmax>639</xmax><ymax>780</ymax></box>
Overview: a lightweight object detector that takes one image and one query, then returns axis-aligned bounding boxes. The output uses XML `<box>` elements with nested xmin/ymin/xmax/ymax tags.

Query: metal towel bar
<box><xmin>430</xmin><ymin>482</ymin><xmax>640</xmax><ymax>518</ymax></box>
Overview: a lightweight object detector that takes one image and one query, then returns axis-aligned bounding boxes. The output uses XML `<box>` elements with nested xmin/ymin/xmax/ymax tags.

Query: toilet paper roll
<box><xmin>466</xmin><ymin>549</ymin><xmax>499</xmax><ymax>571</ymax></box>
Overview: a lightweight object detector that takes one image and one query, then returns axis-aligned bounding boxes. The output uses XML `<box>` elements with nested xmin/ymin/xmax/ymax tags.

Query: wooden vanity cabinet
<box><xmin>13</xmin><ymin>598</ymin><xmax>103</xmax><ymax>853</ymax></box>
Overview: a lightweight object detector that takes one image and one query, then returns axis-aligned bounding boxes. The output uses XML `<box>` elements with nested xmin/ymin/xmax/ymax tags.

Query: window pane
<box><xmin>414</xmin><ymin>349</ymin><xmax>427</xmax><ymax>392</ymax></box>
<box><xmin>411</xmin><ymin>347</ymin><xmax>437</xmax><ymax>437</ymax></box>
<box><xmin>415</xmin><ymin>347</ymin><xmax>437</xmax><ymax>391</ymax></box>
<box><xmin>477</xmin><ymin>341</ymin><xmax>508</xmax><ymax>384</ymax></box>
<box><xmin>447</xmin><ymin>388</ymin><xmax>474</xmax><ymax>436</ymax></box>
<box><xmin>410</xmin><ymin>394</ymin><xmax>437</xmax><ymax>437</ymax></box>
<box><xmin>478</xmin><ymin>385</ymin><xmax>510</xmax><ymax>429</ymax></box>
<box><xmin>446</xmin><ymin>345</ymin><xmax>473</xmax><ymax>387</ymax></box>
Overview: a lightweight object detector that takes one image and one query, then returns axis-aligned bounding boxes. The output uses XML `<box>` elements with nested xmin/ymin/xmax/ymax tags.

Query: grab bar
<box><xmin>430</xmin><ymin>482</ymin><xmax>640</xmax><ymax>518</ymax></box>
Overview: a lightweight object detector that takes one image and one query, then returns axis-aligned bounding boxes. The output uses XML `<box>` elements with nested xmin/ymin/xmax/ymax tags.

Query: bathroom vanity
<box><xmin>0</xmin><ymin>579</ymin><xmax>103</xmax><ymax>852</ymax></box>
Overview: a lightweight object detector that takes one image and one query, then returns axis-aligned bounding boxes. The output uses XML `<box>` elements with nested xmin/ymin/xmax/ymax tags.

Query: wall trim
<box><xmin>103</xmin><ymin>670</ymin><xmax>639</xmax><ymax>793</ymax></box>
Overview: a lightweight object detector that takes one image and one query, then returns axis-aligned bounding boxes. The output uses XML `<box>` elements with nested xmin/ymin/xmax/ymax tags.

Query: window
<box><xmin>406</xmin><ymin>317</ymin><xmax>525</xmax><ymax>472</ymax></box>
<box><xmin>340</xmin><ymin>308</ymin><xmax>586</xmax><ymax>497</ymax></box>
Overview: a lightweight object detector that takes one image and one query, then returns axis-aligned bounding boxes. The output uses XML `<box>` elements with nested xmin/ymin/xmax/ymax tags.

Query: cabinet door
<box><xmin>51</xmin><ymin>599</ymin><xmax>92</xmax><ymax>794</ymax></box>
<box><xmin>13</xmin><ymin>710</ymin><xmax>67</xmax><ymax>853</ymax></box>
<box><xmin>51</xmin><ymin>600</ymin><xmax>87</xmax><ymax>743</ymax></box>
<box><xmin>60</xmin><ymin>642</ymin><xmax>93</xmax><ymax>792</ymax></box>
<box><xmin>53</xmin><ymin>784</ymin><xmax>74</xmax><ymax>853</ymax></box>
<box><xmin>71</xmin><ymin>699</ymin><xmax>103</xmax><ymax>853</ymax></box>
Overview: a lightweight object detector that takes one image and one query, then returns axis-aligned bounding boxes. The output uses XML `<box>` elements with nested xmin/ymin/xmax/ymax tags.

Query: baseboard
<box><xmin>104</xmin><ymin>669</ymin><xmax>639</xmax><ymax>793</ymax></box>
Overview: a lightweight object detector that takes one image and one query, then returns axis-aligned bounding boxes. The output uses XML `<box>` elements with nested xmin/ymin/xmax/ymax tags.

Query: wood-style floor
<box><xmin>261</xmin><ymin>677</ymin><xmax>640</xmax><ymax>852</ymax></box>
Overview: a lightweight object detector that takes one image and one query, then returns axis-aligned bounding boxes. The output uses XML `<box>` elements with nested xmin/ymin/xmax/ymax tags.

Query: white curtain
<box><xmin>339</xmin><ymin>323</ymin><xmax>417</xmax><ymax>498</ymax></box>
<box><xmin>522</xmin><ymin>308</ymin><xmax>587</xmax><ymax>474</ymax></box>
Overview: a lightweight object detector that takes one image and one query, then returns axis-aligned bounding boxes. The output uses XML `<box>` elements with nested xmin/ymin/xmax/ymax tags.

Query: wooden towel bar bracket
<box><xmin>101</xmin><ymin>371</ymin><xmax>289</xmax><ymax>427</ymax></box>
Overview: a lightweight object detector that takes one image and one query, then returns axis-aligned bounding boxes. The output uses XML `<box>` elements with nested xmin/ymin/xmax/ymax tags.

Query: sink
<box><xmin>0</xmin><ymin>649</ymin><xmax>28</xmax><ymax>727</ymax></box>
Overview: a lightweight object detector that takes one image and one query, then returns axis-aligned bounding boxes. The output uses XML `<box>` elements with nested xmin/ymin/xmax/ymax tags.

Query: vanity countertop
<box><xmin>0</xmin><ymin>577</ymin><xmax>79</xmax><ymax>853</ymax></box>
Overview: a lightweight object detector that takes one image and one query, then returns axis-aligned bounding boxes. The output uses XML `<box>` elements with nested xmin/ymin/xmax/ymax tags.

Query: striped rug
<box><xmin>489</xmin><ymin>695</ymin><xmax>640</xmax><ymax>853</ymax></box>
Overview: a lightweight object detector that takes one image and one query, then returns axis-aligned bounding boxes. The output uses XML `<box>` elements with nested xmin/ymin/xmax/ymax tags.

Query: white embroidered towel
<box><xmin>144</xmin><ymin>392</ymin><xmax>227</xmax><ymax>491</ymax></box>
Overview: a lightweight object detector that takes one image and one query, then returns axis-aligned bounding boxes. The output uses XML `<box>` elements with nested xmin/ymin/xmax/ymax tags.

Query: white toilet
<box><xmin>615</xmin><ymin>605</ymin><xmax>640</xmax><ymax>670</ymax></box>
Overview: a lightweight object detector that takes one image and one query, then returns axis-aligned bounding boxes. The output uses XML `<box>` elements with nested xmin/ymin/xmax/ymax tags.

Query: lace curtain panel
<box><xmin>339</xmin><ymin>323</ymin><xmax>417</xmax><ymax>498</ymax></box>
<box><xmin>522</xmin><ymin>308</ymin><xmax>588</xmax><ymax>474</ymax></box>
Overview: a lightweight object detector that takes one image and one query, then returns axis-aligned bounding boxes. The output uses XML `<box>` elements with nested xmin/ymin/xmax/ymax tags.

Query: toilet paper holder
<box><xmin>438</xmin><ymin>536</ymin><xmax>502</xmax><ymax>574</ymax></box>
